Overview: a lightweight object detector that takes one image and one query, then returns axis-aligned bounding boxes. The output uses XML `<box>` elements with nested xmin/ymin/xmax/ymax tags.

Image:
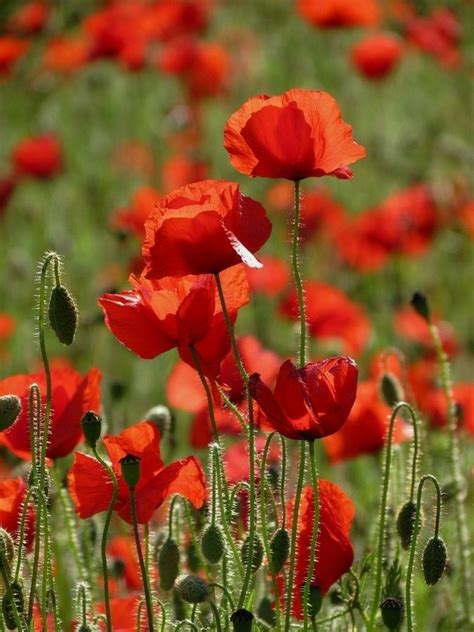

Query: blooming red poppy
<box><xmin>43</xmin><ymin>37</ymin><xmax>91</xmax><ymax>74</ymax></box>
<box><xmin>351</xmin><ymin>32</ymin><xmax>404</xmax><ymax>80</ymax></box>
<box><xmin>142</xmin><ymin>180</ymin><xmax>271</xmax><ymax>278</ymax></box>
<box><xmin>68</xmin><ymin>421</ymin><xmax>206</xmax><ymax>524</ymax></box>
<box><xmin>280</xmin><ymin>281</ymin><xmax>371</xmax><ymax>356</ymax></box>
<box><xmin>250</xmin><ymin>357</ymin><xmax>358</xmax><ymax>441</ymax></box>
<box><xmin>297</xmin><ymin>0</ymin><xmax>380</xmax><ymax>28</ymax></box>
<box><xmin>7</xmin><ymin>2</ymin><xmax>49</xmax><ymax>34</ymax></box>
<box><xmin>161</xmin><ymin>154</ymin><xmax>208</xmax><ymax>192</ymax></box>
<box><xmin>0</xmin><ymin>364</ymin><xmax>101</xmax><ymax>460</ymax></box>
<box><xmin>107</xmin><ymin>535</ymin><xmax>141</xmax><ymax>591</ymax></box>
<box><xmin>0</xmin><ymin>37</ymin><xmax>30</xmax><ymax>75</ymax></box>
<box><xmin>394</xmin><ymin>306</ymin><xmax>458</xmax><ymax>357</ymax></box>
<box><xmin>99</xmin><ymin>264</ymin><xmax>249</xmax><ymax>378</ymax></box>
<box><xmin>111</xmin><ymin>186</ymin><xmax>161</xmax><ymax>239</ymax></box>
<box><xmin>0</xmin><ymin>478</ymin><xmax>34</xmax><ymax>548</ymax></box>
<box><xmin>246</xmin><ymin>255</ymin><xmax>290</xmax><ymax>297</ymax></box>
<box><xmin>12</xmin><ymin>134</ymin><xmax>63</xmax><ymax>179</ymax></box>
<box><xmin>224</xmin><ymin>89</ymin><xmax>366</xmax><ymax>181</ymax></box>
<box><xmin>323</xmin><ymin>380</ymin><xmax>412</xmax><ymax>463</ymax></box>
<box><xmin>286</xmin><ymin>480</ymin><xmax>355</xmax><ymax>619</ymax></box>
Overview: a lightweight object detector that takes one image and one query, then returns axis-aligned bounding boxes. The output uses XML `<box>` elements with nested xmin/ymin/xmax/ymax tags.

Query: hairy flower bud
<box><xmin>0</xmin><ymin>395</ymin><xmax>21</xmax><ymax>432</ymax></box>
<box><xmin>175</xmin><ymin>575</ymin><xmax>209</xmax><ymax>604</ymax></box>
<box><xmin>241</xmin><ymin>534</ymin><xmax>264</xmax><ymax>573</ymax></box>
<box><xmin>410</xmin><ymin>291</ymin><xmax>430</xmax><ymax>322</ymax></box>
<box><xmin>157</xmin><ymin>537</ymin><xmax>180</xmax><ymax>591</ymax></box>
<box><xmin>0</xmin><ymin>529</ymin><xmax>15</xmax><ymax>570</ymax></box>
<box><xmin>81</xmin><ymin>411</ymin><xmax>102</xmax><ymax>448</ymax></box>
<box><xmin>201</xmin><ymin>524</ymin><xmax>225</xmax><ymax>565</ymax></box>
<box><xmin>48</xmin><ymin>284</ymin><xmax>78</xmax><ymax>345</ymax></box>
<box><xmin>380</xmin><ymin>373</ymin><xmax>404</xmax><ymax>408</ymax></box>
<box><xmin>269</xmin><ymin>528</ymin><xmax>290</xmax><ymax>574</ymax></box>
<box><xmin>231</xmin><ymin>608</ymin><xmax>254</xmax><ymax>632</ymax></box>
<box><xmin>396</xmin><ymin>501</ymin><xmax>418</xmax><ymax>550</ymax></box>
<box><xmin>422</xmin><ymin>537</ymin><xmax>447</xmax><ymax>585</ymax></box>
<box><xmin>380</xmin><ymin>597</ymin><xmax>403</xmax><ymax>630</ymax></box>
<box><xmin>119</xmin><ymin>454</ymin><xmax>141</xmax><ymax>488</ymax></box>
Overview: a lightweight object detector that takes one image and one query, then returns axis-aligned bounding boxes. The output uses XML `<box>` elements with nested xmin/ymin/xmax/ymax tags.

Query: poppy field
<box><xmin>0</xmin><ymin>1</ymin><xmax>473</xmax><ymax>631</ymax></box>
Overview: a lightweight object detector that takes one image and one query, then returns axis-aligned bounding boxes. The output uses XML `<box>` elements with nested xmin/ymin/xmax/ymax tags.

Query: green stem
<box><xmin>303</xmin><ymin>441</ymin><xmax>319</xmax><ymax>630</ymax></box>
<box><xmin>14</xmin><ymin>487</ymin><xmax>36</xmax><ymax>582</ymax></box>
<box><xmin>130</xmin><ymin>488</ymin><xmax>155</xmax><ymax>632</ymax></box>
<box><xmin>284</xmin><ymin>441</ymin><xmax>306</xmax><ymax>631</ymax></box>
<box><xmin>174</xmin><ymin>621</ymin><xmax>199</xmax><ymax>631</ymax></box>
<box><xmin>291</xmin><ymin>180</ymin><xmax>306</xmax><ymax>367</ymax></box>
<box><xmin>209</xmin><ymin>583</ymin><xmax>235</xmax><ymax>611</ymax></box>
<box><xmin>208</xmin><ymin>601</ymin><xmax>223</xmax><ymax>632</ymax></box>
<box><xmin>189</xmin><ymin>344</ymin><xmax>220</xmax><ymax>443</ymax></box>
<box><xmin>429</xmin><ymin>322</ymin><xmax>472</xmax><ymax>626</ymax></box>
<box><xmin>280</xmin><ymin>437</ymin><xmax>288</xmax><ymax>528</ymax></box>
<box><xmin>28</xmin><ymin>496</ymin><xmax>43</xmax><ymax>625</ymax></box>
<box><xmin>92</xmin><ymin>447</ymin><xmax>119</xmax><ymax>632</ymax></box>
<box><xmin>405</xmin><ymin>475</ymin><xmax>442</xmax><ymax>632</ymax></box>
<box><xmin>0</xmin><ymin>549</ymin><xmax>24</xmax><ymax>631</ymax></box>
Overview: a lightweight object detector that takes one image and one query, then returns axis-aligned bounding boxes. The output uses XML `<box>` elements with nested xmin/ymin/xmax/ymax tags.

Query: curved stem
<box><xmin>291</xmin><ymin>180</ymin><xmax>306</xmax><ymax>367</ymax></box>
<box><xmin>174</xmin><ymin>621</ymin><xmax>199</xmax><ymax>631</ymax></box>
<box><xmin>208</xmin><ymin>600</ymin><xmax>223</xmax><ymax>632</ymax></box>
<box><xmin>405</xmin><ymin>475</ymin><xmax>442</xmax><ymax>632</ymax></box>
<box><xmin>209</xmin><ymin>583</ymin><xmax>235</xmax><ymax>611</ymax></box>
<box><xmin>130</xmin><ymin>488</ymin><xmax>155</xmax><ymax>632</ymax></box>
<box><xmin>92</xmin><ymin>446</ymin><xmax>119</xmax><ymax>632</ymax></box>
<box><xmin>303</xmin><ymin>441</ymin><xmax>319</xmax><ymax>630</ymax></box>
<box><xmin>284</xmin><ymin>441</ymin><xmax>307</xmax><ymax>630</ymax></box>
<box><xmin>168</xmin><ymin>495</ymin><xmax>180</xmax><ymax>539</ymax></box>
<box><xmin>28</xmin><ymin>495</ymin><xmax>43</xmax><ymax>624</ymax></box>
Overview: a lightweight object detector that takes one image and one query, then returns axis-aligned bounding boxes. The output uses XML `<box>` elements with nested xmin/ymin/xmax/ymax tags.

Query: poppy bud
<box><xmin>48</xmin><ymin>284</ymin><xmax>78</xmax><ymax>345</ymax></box>
<box><xmin>241</xmin><ymin>534</ymin><xmax>264</xmax><ymax>573</ymax></box>
<box><xmin>144</xmin><ymin>404</ymin><xmax>172</xmax><ymax>438</ymax></box>
<box><xmin>201</xmin><ymin>524</ymin><xmax>225</xmax><ymax>565</ymax></box>
<box><xmin>256</xmin><ymin>597</ymin><xmax>275</xmax><ymax>627</ymax></box>
<box><xmin>380</xmin><ymin>597</ymin><xmax>403</xmax><ymax>630</ymax></box>
<box><xmin>230</xmin><ymin>608</ymin><xmax>254</xmax><ymax>632</ymax></box>
<box><xmin>81</xmin><ymin>411</ymin><xmax>102</xmax><ymax>448</ymax></box>
<box><xmin>157</xmin><ymin>537</ymin><xmax>180</xmax><ymax>591</ymax></box>
<box><xmin>410</xmin><ymin>291</ymin><xmax>430</xmax><ymax>322</ymax></box>
<box><xmin>119</xmin><ymin>454</ymin><xmax>141</xmax><ymax>489</ymax></box>
<box><xmin>269</xmin><ymin>528</ymin><xmax>290</xmax><ymax>574</ymax></box>
<box><xmin>2</xmin><ymin>581</ymin><xmax>25</xmax><ymax>630</ymax></box>
<box><xmin>186</xmin><ymin>540</ymin><xmax>201</xmax><ymax>573</ymax></box>
<box><xmin>380</xmin><ymin>373</ymin><xmax>404</xmax><ymax>408</ymax></box>
<box><xmin>396</xmin><ymin>501</ymin><xmax>418</xmax><ymax>550</ymax></box>
<box><xmin>0</xmin><ymin>395</ymin><xmax>21</xmax><ymax>431</ymax></box>
<box><xmin>175</xmin><ymin>575</ymin><xmax>210</xmax><ymax>604</ymax></box>
<box><xmin>422</xmin><ymin>537</ymin><xmax>447</xmax><ymax>585</ymax></box>
<box><xmin>302</xmin><ymin>585</ymin><xmax>322</xmax><ymax>618</ymax></box>
<box><xmin>0</xmin><ymin>529</ymin><xmax>15</xmax><ymax>570</ymax></box>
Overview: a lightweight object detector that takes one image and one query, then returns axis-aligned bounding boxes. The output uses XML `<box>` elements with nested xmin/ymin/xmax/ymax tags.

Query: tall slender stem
<box><xmin>92</xmin><ymin>447</ymin><xmax>119</xmax><ymax>632</ymax></box>
<box><xmin>189</xmin><ymin>345</ymin><xmax>220</xmax><ymax>443</ymax></box>
<box><xmin>303</xmin><ymin>441</ymin><xmax>319</xmax><ymax>630</ymax></box>
<box><xmin>130</xmin><ymin>489</ymin><xmax>155</xmax><ymax>632</ymax></box>
<box><xmin>405</xmin><ymin>475</ymin><xmax>442</xmax><ymax>632</ymax></box>
<box><xmin>291</xmin><ymin>180</ymin><xmax>306</xmax><ymax>367</ymax></box>
<box><xmin>284</xmin><ymin>441</ymin><xmax>306</xmax><ymax>631</ymax></box>
<box><xmin>0</xmin><ymin>549</ymin><xmax>24</xmax><ymax>631</ymax></box>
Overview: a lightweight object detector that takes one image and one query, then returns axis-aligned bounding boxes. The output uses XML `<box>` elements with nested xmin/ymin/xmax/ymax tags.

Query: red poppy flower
<box><xmin>286</xmin><ymin>480</ymin><xmax>355</xmax><ymax>619</ymax></box>
<box><xmin>323</xmin><ymin>380</ymin><xmax>412</xmax><ymax>463</ymax></box>
<box><xmin>297</xmin><ymin>0</ymin><xmax>381</xmax><ymax>28</ymax></box>
<box><xmin>0</xmin><ymin>364</ymin><xmax>101</xmax><ymax>460</ymax></box>
<box><xmin>280</xmin><ymin>281</ymin><xmax>371</xmax><ymax>356</ymax></box>
<box><xmin>351</xmin><ymin>32</ymin><xmax>404</xmax><ymax>80</ymax></box>
<box><xmin>406</xmin><ymin>8</ymin><xmax>461</xmax><ymax>68</ymax></box>
<box><xmin>394</xmin><ymin>306</ymin><xmax>458</xmax><ymax>357</ymax></box>
<box><xmin>111</xmin><ymin>186</ymin><xmax>161</xmax><ymax>239</ymax></box>
<box><xmin>250</xmin><ymin>357</ymin><xmax>358</xmax><ymax>441</ymax></box>
<box><xmin>161</xmin><ymin>155</ymin><xmax>208</xmax><ymax>192</ymax></box>
<box><xmin>246</xmin><ymin>255</ymin><xmax>290</xmax><ymax>297</ymax></box>
<box><xmin>0</xmin><ymin>478</ymin><xmax>34</xmax><ymax>548</ymax></box>
<box><xmin>223</xmin><ymin>436</ymin><xmax>281</xmax><ymax>485</ymax></box>
<box><xmin>142</xmin><ymin>180</ymin><xmax>271</xmax><ymax>278</ymax></box>
<box><xmin>0</xmin><ymin>37</ymin><xmax>30</xmax><ymax>75</ymax></box>
<box><xmin>224</xmin><ymin>89</ymin><xmax>366</xmax><ymax>181</ymax></box>
<box><xmin>99</xmin><ymin>264</ymin><xmax>249</xmax><ymax>378</ymax></box>
<box><xmin>107</xmin><ymin>536</ymin><xmax>141</xmax><ymax>591</ymax></box>
<box><xmin>43</xmin><ymin>37</ymin><xmax>91</xmax><ymax>74</ymax></box>
<box><xmin>68</xmin><ymin>421</ymin><xmax>206</xmax><ymax>524</ymax></box>
<box><xmin>96</xmin><ymin>596</ymin><xmax>139</xmax><ymax>632</ymax></box>
<box><xmin>12</xmin><ymin>134</ymin><xmax>63</xmax><ymax>179</ymax></box>
<box><xmin>7</xmin><ymin>2</ymin><xmax>49</xmax><ymax>34</ymax></box>
<box><xmin>190</xmin><ymin>404</ymin><xmax>243</xmax><ymax>448</ymax></box>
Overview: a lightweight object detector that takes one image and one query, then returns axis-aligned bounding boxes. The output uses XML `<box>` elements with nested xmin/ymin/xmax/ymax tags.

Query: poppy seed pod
<box><xmin>48</xmin><ymin>284</ymin><xmax>78</xmax><ymax>345</ymax></box>
<box><xmin>380</xmin><ymin>373</ymin><xmax>404</xmax><ymax>408</ymax></box>
<box><xmin>175</xmin><ymin>575</ymin><xmax>210</xmax><ymax>604</ymax></box>
<box><xmin>0</xmin><ymin>529</ymin><xmax>15</xmax><ymax>570</ymax></box>
<box><xmin>396</xmin><ymin>501</ymin><xmax>418</xmax><ymax>550</ymax></box>
<box><xmin>157</xmin><ymin>537</ymin><xmax>180</xmax><ymax>591</ymax></box>
<box><xmin>80</xmin><ymin>411</ymin><xmax>102</xmax><ymax>448</ymax></box>
<box><xmin>380</xmin><ymin>597</ymin><xmax>403</xmax><ymax>630</ymax></box>
<box><xmin>201</xmin><ymin>523</ymin><xmax>225</xmax><ymax>564</ymax></box>
<box><xmin>119</xmin><ymin>454</ymin><xmax>141</xmax><ymax>488</ymax></box>
<box><xmin>410</xmin><ymin>291</ymin><xmax>430</xmax><ymax>322</ymax></box>
<box><xmin>230</xmin><ymin>608</ymin><xmax>254</xmax><ymax>632</ymax></box>
<box><xmin>422</xmin><ymin>537</ymin><xmax>447</xmax><ymax>585</ymax></box>
<box><xmin>269</xmin><ymin>528</ymin><xmax>290</xmax><ymax>574</ymax></box>
<box><xmin>241</xmin><ymin>534</ymin><xmax>264</xmax><ymax>573</ymax></box>
<box><xmin>0</xmin><ymin>395</ymin><xmax>21</xmax><ymax>431</ymax></box>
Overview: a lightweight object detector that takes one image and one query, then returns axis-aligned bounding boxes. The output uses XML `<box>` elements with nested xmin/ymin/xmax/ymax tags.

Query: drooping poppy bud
<box><xmin>410</xmin><ymin>291</ymin><xmax>430</xmax><ymax>322</ymax></box>
<box><xmin>380</xmin><ymin>373</ymin><xmax>404</xmax><ymax>408</ymax></box>
<box><xmin>201</xmin><ymin>524</ymin><xmax>225</xmax><ymax>565</ymax></box>
<box><xmin>269</xmin><ymin>528</ymin><xmax>290</xmax><ymax>574</ymax></box>
<box><xmin>231</xmin><ymin>608</ymin><xmax>254</xmax><ymax>632</ymax></box>
<box><xmin>157</xmin><ymin>538</ymin><xmax>180</xmax><ymax>591</ymax></box>
<box><xmin>241</xmin><ymin>534</ymin><xmax>264</xmax><ymax>573</ymax></box>
<box><xmin>422</xmin><ymin>537</ymin><xmax>447</xmax><ymax>585</ymax></box>
<box><xmin>175</xmin><ymin>575</ymin><xmax>210</xmax><ymax>604</ymax></box>
<box><xmin>396</xmin><ymin>501</ymin><xmax>418</xmax><ymax>550</ymax></box>
<box><xmin>0</xmin><ymin>529</ymin><xmax>15</xmax><ymax>570</ymax></box>
<box><xmin>80</xmin><ymin>411</ymin><xmax>102</xmax><ymax>449</ymax></box>
<box><xmin>380</xmin><ymin>597</ymin><xmax>403</xmax><ymax>630</ymax></box>
<box><xmin>119</xmin><ymin>454</ymin><xmax>141</xmax><ymax>489</ymax></box>
<box><xmin>48</xmin><ymin>284</ymin><xmax>78</xmax><ymax>345</ymax></box>
<box><xmin>0</xmin><ymin>395</ymin><xmax>21</xmax><ymax>431</ymax></box>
